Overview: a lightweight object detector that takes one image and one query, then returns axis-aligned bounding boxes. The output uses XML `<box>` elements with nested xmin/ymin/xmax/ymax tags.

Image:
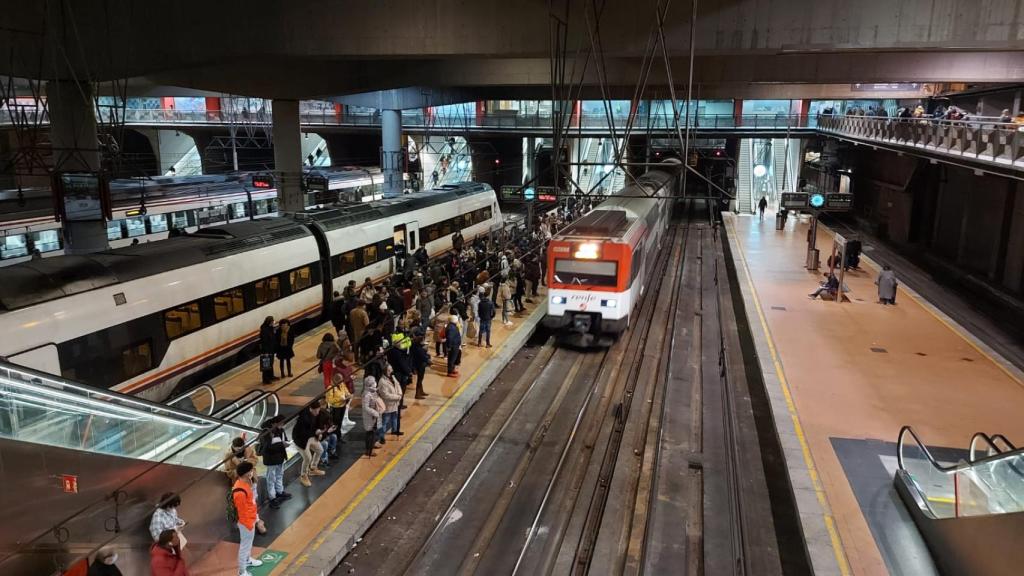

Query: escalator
<box><xmin>0</xmin><ymin>359</ymin><xmax>282</xmax><ymax>575</ymax></box>
<box><xmin>895</xmin><ymin>426</ymin><xmax>1024</xmax><ymax>575</ymax></box>
<box><xmin>0</xmin><ymin>360</ymin><xmax>278</xmax><ymax>470</ymax></box>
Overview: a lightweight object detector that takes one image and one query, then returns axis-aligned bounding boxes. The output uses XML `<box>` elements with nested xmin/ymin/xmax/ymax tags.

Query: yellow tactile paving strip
<box><xmin>730</xmin><ymin>212</ymin><xmax>1024</xmax><ymax>576</ymax></box>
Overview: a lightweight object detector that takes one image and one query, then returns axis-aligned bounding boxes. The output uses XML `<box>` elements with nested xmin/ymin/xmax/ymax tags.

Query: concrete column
<box><xmin>272</xmin><ymin>99</ymin><xmax>304</xmax><ymax>212</ymax></box>
<box><xmin>46</xmin><ymin>80</ymin><xmax>107</xmax><ymax>254</ymax></box>
<box><xmin>381</xmin><ymin>109</ymin><xmax>404</xmax><ymax>196</ymax></box>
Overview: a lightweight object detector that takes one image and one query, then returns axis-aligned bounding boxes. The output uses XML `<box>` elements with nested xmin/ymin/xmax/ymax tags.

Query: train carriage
<box><xmin>544</xmin><ymin>162</ymin><xmax>678</xmax><ymax>346</ymax></box>
<box><xmin>0</xmin><ymin>182</ymin><xmax>501</xmax><ymax>400</ymax></box>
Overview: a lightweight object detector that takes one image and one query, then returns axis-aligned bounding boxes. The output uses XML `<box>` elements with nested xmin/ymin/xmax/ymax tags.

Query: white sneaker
<box><xmin>248</xmin><ymin>557</ymin><xmax>264</xmax><ymax>567</ymax></box>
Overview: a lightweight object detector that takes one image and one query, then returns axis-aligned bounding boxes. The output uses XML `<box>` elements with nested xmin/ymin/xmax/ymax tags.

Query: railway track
<box><xmin>340</xmin><ymin>200</ymin><xmax>802</xmax><ymax>576</ymax></box>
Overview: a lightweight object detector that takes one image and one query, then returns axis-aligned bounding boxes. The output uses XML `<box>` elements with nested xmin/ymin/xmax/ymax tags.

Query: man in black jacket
<box><xmin>292</xmin><ymin>404</ymin><xmax>326</xmax><ymax>487</ymax></box>
<box><xmin>411</xmin><ymin>335</ymin><xmax>431</xmax><ymax>399</ymax></box>
<box><xmin>259</xmin><ymin>416</ymin><xmax>292</xmax><ymax>508</ymax></box>
<box><xmin>259</xmin><ymin>316</ymin><xmax>277</xmax><ymax>383</ymax></box>
<box><xmin>330</xmin><ymin>292</ymin><xmax>348</xmax><ymax>339</ymax></box>
<box><xmin>477</xmin><ymin>293</ymin><xmax>495</xmax><ymax>348</ymax></box>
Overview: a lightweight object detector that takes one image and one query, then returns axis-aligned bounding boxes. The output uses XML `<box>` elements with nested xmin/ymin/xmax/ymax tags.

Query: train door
<box><xmin>394</xmin><ymin>221</ymin><xmax>419</xmax><ymax>272</ymax></box>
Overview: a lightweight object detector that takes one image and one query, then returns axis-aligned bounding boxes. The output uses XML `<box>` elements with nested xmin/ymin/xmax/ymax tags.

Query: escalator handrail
<box><xmin>898</xmin><ymin>426</ymin><xmax>1024</xmax><ymax>475</ymax></box>
<box><xmin>0</xmin><ymin>360</ymin><xmax>260</xmax><ymax>432</ymax></box>
<box><xmin>969</xmin><ymin>432</ymin><xmax>1017</xmax><ymax>462</ymax></box>
<box><xmin>165</xmin><ymin>384</ymin><xmax>217</xmax><ymax>416</ymax></box>
<box><xmin>211</xmin><ymin>389</ymin><xmax>266</xmax><ymax>419</ymax></box>
<box><xmin>218</xmin><ymin>391</ymin><xmax>280</xmax><ymax>423</ymax></box>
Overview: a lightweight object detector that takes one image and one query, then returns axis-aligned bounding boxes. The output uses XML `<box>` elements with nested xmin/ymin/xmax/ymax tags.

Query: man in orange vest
<box><xmin>232</xmin><ymin>462</ymin><xmax>263</xmax><ymax>576</ymax></box>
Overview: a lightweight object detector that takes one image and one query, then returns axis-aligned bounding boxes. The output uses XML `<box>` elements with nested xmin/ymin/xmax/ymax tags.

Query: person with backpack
<box><xmin>259</xmin><ymin>416</ymin><xmax>291</xmax><ymax>509</ymax></box>
<box><xmin>230</xmin><ymin>462</ymin><xmax>263</xmax><ymax>576</ymax></box>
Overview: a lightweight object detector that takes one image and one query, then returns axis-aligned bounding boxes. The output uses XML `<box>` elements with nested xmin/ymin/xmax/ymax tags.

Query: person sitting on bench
<box><xmin>808</xmin><ymin>273</ymin><xmax>839</xmax><ymax>300</ymax></box>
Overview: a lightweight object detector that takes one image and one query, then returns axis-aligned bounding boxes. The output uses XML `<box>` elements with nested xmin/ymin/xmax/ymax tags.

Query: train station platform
<box><xmin>185</xmin><ymin>293</ymin><xmax>547</xmax><ymax>576</ymax></box>
<box><xmin>723</xmin><ymin>211</ymin><xmax>1024</xmax><ymax>576</ymax></box>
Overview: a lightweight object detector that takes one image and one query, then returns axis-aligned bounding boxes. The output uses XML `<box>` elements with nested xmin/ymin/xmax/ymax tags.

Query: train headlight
<box><xmin>551</xmin><ymin>296</ymin><xmax>566</xmax><ymax>305</ymax></box>
<box><xmin>601</xmin><ymin>299</ymin><xmax>618</xmax><ymax>308</ymax></box>
<box><xmin>574</xmin><ymin>242</ymin><xmax>599</xmax><ymax>259</ymax></box>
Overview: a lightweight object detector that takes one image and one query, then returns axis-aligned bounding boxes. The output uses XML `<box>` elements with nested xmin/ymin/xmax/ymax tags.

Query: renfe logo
<box><xmin>552</xmin><ymin>245</ymin><xmax>570</xmax><ymax>253</ymax></box>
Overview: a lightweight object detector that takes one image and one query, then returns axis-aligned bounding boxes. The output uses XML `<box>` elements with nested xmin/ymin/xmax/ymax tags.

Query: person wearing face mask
<box><xmin>149</xmin><ymin>493</ymin><xmax>187</xmax><ymax>548</ymax></box>
<box><xmin>87</xmin><ymin>547</ymin><xmax>122</xmax><ymax>576</ymax></box>
<box><xmin>224</xmin><ymin>437</ymin><xmax>259</xmax><ymax>483</ymax></box>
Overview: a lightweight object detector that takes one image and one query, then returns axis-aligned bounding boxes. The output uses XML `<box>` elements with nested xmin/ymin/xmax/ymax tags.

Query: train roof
<box><xmin>295</xmin><ymin>182</ymin><xmax>493</xmax><ymax>232</ymax></box>
<box><xmin>0</xmin><ymin>218</ymin><xmax>310</xmax><ymax>312</ymax></box>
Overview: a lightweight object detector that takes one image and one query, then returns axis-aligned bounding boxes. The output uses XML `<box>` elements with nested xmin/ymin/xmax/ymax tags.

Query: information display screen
<box><xmin>304</xmin><ymin>173</ymin><xmax>328</xmax><ymax>193</ymax></box>
<box><xmin>56</xmin><ymin>172</ymin><xmax>109</xmax><ymax>222</ymax></box>
<box><xmin>780</xmin><ymin>192</ymin><xmax>809</xmax><ymax>210</ymax></box>
<box><xmin>825</xmin><ymin>194</ymin><xmax>854</xmax><ymax>211</ymax></box>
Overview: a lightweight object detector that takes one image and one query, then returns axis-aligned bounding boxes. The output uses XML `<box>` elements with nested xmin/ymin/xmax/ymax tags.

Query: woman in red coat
<box><xmin>150</xmin><ymin>529</ymin><xmax>189</xmax><ymax>576</ymax></box>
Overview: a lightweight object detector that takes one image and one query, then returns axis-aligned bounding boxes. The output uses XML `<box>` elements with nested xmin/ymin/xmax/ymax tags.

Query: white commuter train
<box><xmin>543</xmin><ymin>161</ymin><xmax>678</xmax><ymax>346</ymax></box>
<box><xmin>0</xmin><ymin>182</ymin><xmax>501</xmax><ymax>400</ymax></box>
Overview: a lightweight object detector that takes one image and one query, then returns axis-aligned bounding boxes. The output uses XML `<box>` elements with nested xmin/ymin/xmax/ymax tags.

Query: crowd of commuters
<box><xmin>135</xmin><ymin>211</ymin><xmax>578</xmax><ymax>576</ymax></box>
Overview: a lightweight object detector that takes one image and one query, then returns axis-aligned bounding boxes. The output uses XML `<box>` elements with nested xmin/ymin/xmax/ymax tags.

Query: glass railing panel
<box><xmin>166</xmin><ymin>384</ymin><xmax>216</xmax><ymax>415</ymax></box>
<box><xmin>898</xmin><ymin>439</ymin><xmax>957</xmax><ymax>518</ymax></box>
<box><xmin>957</xmin><ymin>454</ymin><xmax>1024</xmax><ymax>515</ymax></box>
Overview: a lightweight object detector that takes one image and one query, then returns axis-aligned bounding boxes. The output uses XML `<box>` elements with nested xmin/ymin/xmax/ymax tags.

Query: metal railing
<box><xmin>817</xmin><ymin>114</ymin><xmax>1024</xmax><ymax>167</ymax></box>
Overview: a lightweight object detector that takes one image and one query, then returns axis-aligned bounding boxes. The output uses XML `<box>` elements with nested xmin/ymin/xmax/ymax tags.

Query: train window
<box><xmin>120</xmin><ymin>340</ymin><xmax>154</xmax><ymax>379</ymax></box>
<box><xmin>1</xmin><ymin>234</ymin><xmax>28</xmax><ymax>259</ymax></box>
<box><xmin>106</xmin><ymin>220</ymin><xmax>125</xmax><ymax>241</ymax></box>
<box><xmin>483</xmin><ymin>206</ymin><xmax>493</xmax><ymax>220</ymax></box>
<box><xmin>337</xmin><ymin>251</ymin><xmax>360</xmax><ymax>275</ymax></box>
<box><xmin>148</xmin><ymin>214</ymin><xmax>169</xmax><ymax>233</ymax></box>
<box><xmin>170</xmin><ymin>211</ymin><xmax>190</xmax><ymax>229</ymax></box>
<box><xmin>424</xmin><ymin>224</ymin><xmax>439</xmax><ymax>242</ymax></box>
<box><xmin>553</xmin><ymin>259</ymin><xmax>618</xmax><ymax>287</ymax></box>
<box><xmin>363</xmin><ymin>244</ymin><xmax>378</xmax><ymax>264</ymax></box>
<box><xmin>255</xmin><ymin>276</ymin><xmax>281</xmax><ymax>305</ymax></box>
<box><xmin>231</xmin><ymin>202</ymin><xmax>248</xmax><ymax>219</ymax></box>
<box><xmin>164</xmin><ymin>302</ymin><xmax>202</xmax><ymax>339</ymax></box>
<box><xmin>213</xmin><ymin>288</ymin><xmax>245</xmax><ymax>321</ymax></box>
<box><xmin>125</xmin><ymin>217</ymin><xmax>147</xmax><ymax>238</ymax></box>
<box><xmin>463</xmin><ymin>213</ymin><xmax>473</xmax><ymax>228</ymax></box>
<box><xmin>379</xmin><ymin>239</ymin><xmax>394</xmax><ymax>256</ymax></box>
<box><xmin>253</xmin><ymin>200</ymin><xmax>270</xmax><ymax>216</ymax></box>
<box><xmin>290</xmin><ymin>266</ymin><xmax>313</xmax><ymax>291</ymax></box>
<box><xmin>32</xmin><ymin>230</ymin><xmax>62</xmax><ymax>253</ymax></box>
<box><xmin>630</xmin><ymin>254</ymin><xmax>642</xmax><ymax>282</ymax></box>
<box><xmin>269</xmin><ymin>199</ymin><xmax>279</xmax><ymax>213</ymax></box>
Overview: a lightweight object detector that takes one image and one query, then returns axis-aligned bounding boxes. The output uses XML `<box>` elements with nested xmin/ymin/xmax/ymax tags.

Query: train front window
<box><xmin>553</xmin><ymin>259</ymin><xmax>618</xmax><ymax>287</ymax></box>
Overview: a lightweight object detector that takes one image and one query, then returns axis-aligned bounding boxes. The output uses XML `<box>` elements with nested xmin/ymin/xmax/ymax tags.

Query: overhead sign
<box><xmin>304</xmin><ymin>173</ymin><xmax>329</xmax><ymax>193</ymax></box>
<box><xmin>524</xmin><ymin>187</ymin><xmax>536</xmax><ymax>201</ymax></box>
<box><xmin>536</xmin><ymin>186</ymin><xmax>558</xmax><ymax>202</ymax></box>
<box><xmin>780</xmin><ymin>192</ymin><xmax>809</xmax><ymax>210</ymax></box>
<box><xmin>500</xmin><ymin>185</ymin><xmax>523</xmax><ymax>201</ymax></box>
<box><xmin>252</xmin><ymin>174</ymin><xmax>274</xmax><ymax>189</ymax></box>
<box><xmin>825</xmin><ymin>193</ymin><xmax>854</xmax><ymax>211</ymax></box>
<box><xmin>851</xmin><ymin>83</ymin><xmax>921</xmax><ymax>92</ymax></box>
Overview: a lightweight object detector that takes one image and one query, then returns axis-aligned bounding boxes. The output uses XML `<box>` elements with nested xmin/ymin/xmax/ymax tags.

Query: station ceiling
<box><xmin>2</xmin><ymin>0</ymin><xmax>1022</xmax><ymax>100</ymax></box>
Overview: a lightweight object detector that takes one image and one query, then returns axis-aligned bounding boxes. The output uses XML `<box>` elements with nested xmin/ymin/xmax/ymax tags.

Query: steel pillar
<box><xmin>272</xmin><ymin>99</ymin><xmax>304</xmax><ymax>212</ymax></box>
<box><xmin>381</xmin><ymin>109</ymin><xmax>403</xmax><ymax>196</ymax></box>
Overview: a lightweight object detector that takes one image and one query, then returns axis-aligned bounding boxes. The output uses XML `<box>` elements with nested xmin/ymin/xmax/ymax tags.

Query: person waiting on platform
<box><xmin>808</xmin><ymin>272</ymin><xmax>840</xmax><ymax>300</ymax></box>
<box><xmin>361</xmin><ymin>369</ymin><xmax>385</xmax><ymax>457</ymax></box>
<box><xmin>876</xmin><ymin>264</ymin><xmax>898</xmax><ymax>305</ymax></box>
<box><xmin>224</xmin><ymin>437</ymin><xmax>259</xmax><ymax>483</ymax></box>
<box><xmin>445</xmin><ymin>314</ymin><xmax>463</xmax><ymax>377</ymax></box>
<box><xmin>292</xmin><ymin>403</ymin><xmax>326</xmax><ymax>487</ymax></box>
<box><xmin>150</xmin><ymin>529</ymin><xmax>189</xmax><ymax>576</ymax></box>
<box><xmin>275</xmin><ymin>318</ymin><xmax>295</xmax><ymax>378</ymax></box>
<box><xmin>259</xmin><ymin>316</ymin><xmax>276</xmax><ymax>384</ymax></box>
<box><xmin>87</xmin><ymin>546</ymin><xmax>123</xmax><ymax>576</ymax></box>
<box><xmin>758</xmin><ymin>196</ymin><xmax>768</xmax><ymax>221</ymax></box>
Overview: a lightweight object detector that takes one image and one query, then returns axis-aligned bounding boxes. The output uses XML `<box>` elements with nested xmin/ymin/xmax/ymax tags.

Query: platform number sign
<box><xmin>61</xmin><ymin>474</ymin><xmax>79</xmax><ymax>494</ymax></box>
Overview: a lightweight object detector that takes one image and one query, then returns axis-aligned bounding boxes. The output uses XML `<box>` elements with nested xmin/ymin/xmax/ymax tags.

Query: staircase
<box><xmin>737</xmin><ymin>139</ymin><xmax>753</xmax><ymax>213</ymax></box>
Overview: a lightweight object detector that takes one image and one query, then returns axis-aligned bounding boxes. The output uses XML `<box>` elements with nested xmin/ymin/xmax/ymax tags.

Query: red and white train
<box><xmin>543</xmin><ymin>160</ymin><xmax>679</xmax><ymax>345</ymax></box>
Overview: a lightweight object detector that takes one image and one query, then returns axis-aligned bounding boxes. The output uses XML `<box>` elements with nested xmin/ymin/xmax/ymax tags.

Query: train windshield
<box><xmin>553</xmin><ymin>259</ymin><xmax>618</xmax><ymax>287</ymax></box>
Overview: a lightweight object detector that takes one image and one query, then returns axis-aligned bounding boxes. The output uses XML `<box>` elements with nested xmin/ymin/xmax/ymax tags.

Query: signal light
<box><xmin>494</xmin><ymin>158</ymin><xmax>501</xmax><ymax>165</ymax></box>
<box><xmin>714</xmin><ymin>149</ymin><xmax>723</xmax><ymax>157</ymax></box>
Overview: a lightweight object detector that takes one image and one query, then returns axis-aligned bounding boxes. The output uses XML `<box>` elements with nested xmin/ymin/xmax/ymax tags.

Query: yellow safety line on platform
<box><xmin>823</xmin><ymin>223</ymin><xmax>1024</xmax><ymax>391</ymax></box>
<box><xmin>726</xmin><ymin>216</ymin><xmax>852</xmax><ymax>576</ymax></box>
<box><xmin>285</xmin><ymin>336</ymin><xmax>508</xmax><ymax>573</ymax></box>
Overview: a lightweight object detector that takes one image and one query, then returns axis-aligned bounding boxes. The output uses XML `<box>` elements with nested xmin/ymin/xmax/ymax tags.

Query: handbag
<box><xmin>259</xmin><ymin>354</ymin><xmax>273</xmax><ymax>372</ymax></box>
<box><xmin>467</xmin><ymin>321</ymin><xmax>478</xmax><ymax>340</ymax></box>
